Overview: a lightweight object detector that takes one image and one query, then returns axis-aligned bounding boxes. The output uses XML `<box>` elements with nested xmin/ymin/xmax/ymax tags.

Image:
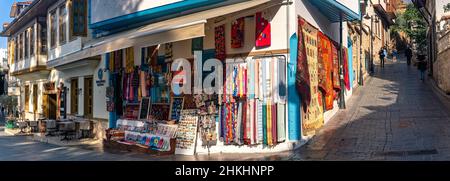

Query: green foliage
<box><xmin>0</xmin><ymin>95</ymin><xmax>18</xmax><ymax>114</ymax></box>
<box><xmin>390</xmin><ymin>3</ymin><xmax>427</xmax><ymax>53</ymax></box>
<box><xmin>444</xmin><ymin>3</ymin><xmax>450</xmax><ymax>13</ymax></box>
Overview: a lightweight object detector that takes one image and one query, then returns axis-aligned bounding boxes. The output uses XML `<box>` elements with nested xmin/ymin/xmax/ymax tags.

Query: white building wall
<box><xmin>90</xmin><ymin>0</ymin><xmax>183</xmax><ymax>24</ymax></box>
<box><xmin>47</xmin><ymin>0</ymin><xmax>85</xmax><ymax>62</ymax></box>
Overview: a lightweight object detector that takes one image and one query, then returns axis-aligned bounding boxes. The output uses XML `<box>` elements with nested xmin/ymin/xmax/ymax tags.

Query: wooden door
<box><xmin>48</xmin><ymin>94</ymin><xmax>57</xmax><ymax>119</ymax></box>
<box><xmin>70</xmin><ymin>79</ymin><xmax>78</xmax><ymax>114</ymax></box>
<box><xmin>24</xmin><ymin>85</ymin><xmax>29</xmax><ymax>112</ymax></box>
<box><xmin>33</xmin><ymin>84</ymin><xmax>38</xmax><ymax>113</ymax></box>
<box><xmin>84</xmin><ymin>77</ymin><xmax>93</xmax><ymax>118</ymax></box>
<box><xmin>43</xmin><ymin>94</ymin><xmax>48</xmax><ymax>118</ymax></box>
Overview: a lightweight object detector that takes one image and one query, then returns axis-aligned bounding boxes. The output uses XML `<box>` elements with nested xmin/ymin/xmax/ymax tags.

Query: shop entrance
<box><xmin>84</xmin><ymin>76</ymin><xmax>93</xmax><ymax>119</ymax></box>
<box><xmin>47</xmin><ymin>94</ymin><xmax>57</xmax><ymax>120</ymax></box>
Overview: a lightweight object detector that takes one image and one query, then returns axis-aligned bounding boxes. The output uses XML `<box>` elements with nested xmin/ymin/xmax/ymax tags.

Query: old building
<box><xmin>414</xmin><ymin>0</ymin><xmax>450</xmax><ymax>94</ymax></box>
<box><xmin>1</xmin><ymin>1</ymin><xmax>55</xmax><ymax>121</ymax></box>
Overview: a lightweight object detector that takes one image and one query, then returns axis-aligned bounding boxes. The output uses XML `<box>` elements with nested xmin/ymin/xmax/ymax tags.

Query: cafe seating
<box><xmin>58</xmin><ymin>121</ymin><xmax>76</xmax><ymax>141</ymax></box>
<box><xmin>74</xmin><ymin>120</ymin><xmax>91</xmax><ymax>139</ymax></box>
<box><xmin>45</xmin><ymin>120</ymin><xmax>57</xmax><ymax>136</ymax></box>
<box><xmin>28</xmin><ymin>121</ymin><xmax>39</xmax><ymax>133</ymax></box>
<box><xmin>16</xmin><ymin>121</ymin><xmax>28</xmax><ymax>134</ymax></box>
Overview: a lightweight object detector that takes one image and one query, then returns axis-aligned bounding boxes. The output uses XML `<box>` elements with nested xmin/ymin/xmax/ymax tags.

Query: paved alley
<box><xmin>291</xmin><ymin>58</ymin><xmax>450</xmax><ymax>160</ymax></box>
<box><xmin>0</xmin><ymin>58</ymin><xmax>450</xmax><ymax>161</ymax></box>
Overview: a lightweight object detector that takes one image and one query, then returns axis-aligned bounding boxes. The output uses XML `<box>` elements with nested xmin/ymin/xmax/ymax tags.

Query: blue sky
<box><xmin>0</xmin><ymin>0</ymin><xmax>16</xmax><ymax>49</ymax></box>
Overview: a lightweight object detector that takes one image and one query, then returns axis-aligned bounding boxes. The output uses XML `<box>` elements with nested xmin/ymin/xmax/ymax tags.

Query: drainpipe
<box><xmin>359</xmin><ymin>12</ymin><xmax>364</xmax><ymax>86</ymax></box>
<box><xmin>339</xmin><ymin>13</ymin><xmax>346</xmax><ymax>109</ymax></box>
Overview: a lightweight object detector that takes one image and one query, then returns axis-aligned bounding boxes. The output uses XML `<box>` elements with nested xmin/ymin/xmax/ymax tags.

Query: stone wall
<box><xmin>435</xmin><ymin>32</ymin><xmax>450</xmax><ymax>94</ymax></box>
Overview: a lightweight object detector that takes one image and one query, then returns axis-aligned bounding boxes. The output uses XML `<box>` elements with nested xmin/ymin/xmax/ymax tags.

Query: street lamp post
<box><xmin>364</xmin><ymin>14</ymin><xmax>379</xmax><ymax>75</ymax></box>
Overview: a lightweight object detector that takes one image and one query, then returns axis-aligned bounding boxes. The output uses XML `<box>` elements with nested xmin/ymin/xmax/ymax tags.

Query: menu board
<box><xmin>169</xmin><ymin>97</ymin><xmax>184</xmax><ymax>121</ymax></box>
<box><xmin>149</xmin><ymin>103</ymin><xmax>170</xmax><ymax>121</ymax></box>
<box><xmin>175</xmin><ymin>110</ymin><xmax>199</xmax><ymax>155</ymax></box>
<box><xmin>139</xmin><ymin>97</ymin><xmax>151</xmax><ymax>120</ymax></box>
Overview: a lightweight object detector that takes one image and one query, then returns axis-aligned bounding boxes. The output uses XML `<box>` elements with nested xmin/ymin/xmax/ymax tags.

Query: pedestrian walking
<box><xmin>379</xmin><ymin>47</ymin><xmax>386</xmax><ymax>68</ymax></box>
<box><xmin>417</xmin><ymin>54</ymin><xmax>427</xmax><ymax>82</ymax></box>
<box><xmin>405</xmin><ymin>46</ymin><xmax>413</xmax><ymax>66</ymax></box>
<box><xmin>392</xmin><ymin>48</ymin><xmax>398</xmax><ymax>62</ymax></box>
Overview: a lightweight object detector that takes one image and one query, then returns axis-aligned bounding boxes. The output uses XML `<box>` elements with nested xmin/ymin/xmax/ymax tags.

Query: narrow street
<box><xmin>291</xmin><ymin>57</ymin><xmax>450</xmax><ymax>160</ymax></box>
<box><xmin>0</xmin><ymin>57</ymin><xmax>449</xmax><ymax>161</ymax></box>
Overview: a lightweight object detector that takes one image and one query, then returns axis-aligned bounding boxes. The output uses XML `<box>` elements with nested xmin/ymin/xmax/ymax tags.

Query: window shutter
<box><xmin>71</xmin><ymin>0</ymin><xmax>87</xmax><ymax>36</ymax></box>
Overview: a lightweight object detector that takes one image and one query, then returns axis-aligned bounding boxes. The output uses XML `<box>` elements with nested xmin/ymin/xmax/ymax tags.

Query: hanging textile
<box><xmin>125</xmin><ymin>47</ymin><xmax>134</xmax><ymax>73</ymax></box>
<box><xmin>277</xmin><ymin>103</ymin><xmax>285</xmax><ymax>142</ymax></box>
<box><xmin>192</xmin><ymin>37</ymin><xmax>203</xmax><ymax>54</ymax></box>
<box><xmin>215</xmin><ymin>25</ymin><xmax>226</xmax><ymax>61</ymax></box>
<box><xmin>342</xmin><ymin>47</ymin><xmax>350</xmax><ymax>91</ymax></box>
<box><xmin>278</xmin><ymin>57</ymin><xmax>287</xmax><ymax>103</ymax></box>
<box><xmin>296</xmin><ymin>17</ymin><xmax>311</xmax><ymax>107</ymax></box>
<box><xmin>165</xmin><ymin>43</ymin><xmax>173</xmax><ymax>63</ymax></box>
<box><xmin>256</xmin><ymin>12</ymin><xmax>271</xmax><ymax>48</ymax></box>
<box><xmin>332</xmin><ymin>42</ymin><xmax>341</xmax><ymax>91</ymax></box>
<box><xmin>140</xmin><ymin>71</ymin><xmax>147</xmax><ymax>97</ymax></box>
<box><xmin>299</xmin><ymin>17</ymin><xmax>324</xmax><ymax>137</ymax></box>
<box><xmin>109</xmin><ymin>51</ymin><xmax>115</xmax><ymax>72</ymax></box>
<box><xmin>231</xmin><ymin>17</ymin><xmax>245</xmax><ymax>49</ymax></box>
<box><xmin>114</xmin><ymin>50</ymin><xmax>123</xmax><ymax>73</ymax></box>
<box><xmin>317</xmin><ymin>32</ymin><xmax>334</xmax><ymax>110</ymax></box>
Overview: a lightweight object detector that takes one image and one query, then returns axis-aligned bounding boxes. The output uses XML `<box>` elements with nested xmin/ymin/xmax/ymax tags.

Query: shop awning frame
<box><xmin>47</xmin><ymin>0</ymin><xmax>279</xmax><ymax>69</ymax></box>
<box><xmin>309</xmin><ymin>0</ymin><xmax>361</xmax><ymax>22</ymax></box>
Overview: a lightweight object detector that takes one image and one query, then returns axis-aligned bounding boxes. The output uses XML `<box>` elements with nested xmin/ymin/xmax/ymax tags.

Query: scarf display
<box><xmin>114</xmin><ymin>50</ymin><xmax>123</xmax><ymax>73</ymax></box>
<box><xmin>231</xmin><ymin>17</ymin><xmax>245</xmax><ymax>49</ymax></box>
<box><xmin>296</xmin><ymin>17</ymin><xmax>311</xmax><ymax>108</ymax></box>
<box><xmin>125</xmin><ymin>47</ymin><xmax>134</xmax><ymax>74</ymax></box>
<box><xmin>215</xmin><ymin>25</ymin><xmax>226</xmax><ymax>61</ymax></box>
<box><xmin>299</xmin><ymin>17</ymin><xmax>324</xmax><ymax>137</ymax></box>
<box><xmin>317</xmin><ymin>32</ymin><xmax>334</xmax><ymax>110</ymax></box>
<box><xmin>165</xmin><ymin>43</ymin><xmax>173</xmax><ymax>63</ymax></box>
<box><xmin>219</xmin><ymin>57</ymin><xmax>286</xmax><ymax>146</ymax></box>
<box><xmin>256</xmin><ymin>12</ymin><xmax>271</xmax><ymax>48</ymax></box>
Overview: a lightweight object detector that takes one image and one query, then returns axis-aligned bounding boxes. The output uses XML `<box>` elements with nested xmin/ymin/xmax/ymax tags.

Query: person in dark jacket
<box><xmin>405</xmin><ymin>46</ymin><xmax>413</xmax><ymax>66</ymax></box>
<box><xmin>379</xmin><ymin>47</ymin><xmax>386</xmax><ymax>68</ymax></box>
<box><xmin>417</xmin><ymin>54</ymin><xmax>427</xmax><ymax>81</ymax></box>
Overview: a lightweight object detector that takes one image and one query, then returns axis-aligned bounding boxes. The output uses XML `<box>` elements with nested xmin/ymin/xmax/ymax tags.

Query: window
<box><xmin>40</xmin><ymin>23</ymin><xmax>47</xmax><ymax>53</ymax></box>
<box><xmin>25</xmin><ymin>29</ymin><xmax>29</xmax><ymax>58</ymax></box>
<box><xmin>30</xmin><ymin>27</ymin><xmax>34</xmax><ymax>56</ymax></box>
<box><xmin>59</xmin><ymin>4</ymin><xmax>67</xmax><ymax>45</ymax></box>
<box><xmin>18</xmin><ymin>34</ymin><xmax>22</xmax><ymax>60</ymax></box>
<box><xmin>14</xmin><ymin>38</ymin><xmax>17</xmax><ymax>63</ymax></box>
<box><xmin>71</xmin><ymin>0</ymin><xmax>87</xmax><ymax>36</ymax></box>
<box><xmin>50</xmin><ymin>10</ymin><xmax>57</xmax><ymax>48</ymax></box>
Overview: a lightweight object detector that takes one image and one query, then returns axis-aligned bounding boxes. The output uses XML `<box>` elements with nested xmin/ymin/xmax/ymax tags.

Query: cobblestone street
<box><xmin>0</xmin><ymin>58</ymin><xmax>449</xmax><ymax>161</ymax></box>
<box><xmin>291</xmin><ymin>58</ymin><xmax>450</xmax><ymax>160</ymax></box>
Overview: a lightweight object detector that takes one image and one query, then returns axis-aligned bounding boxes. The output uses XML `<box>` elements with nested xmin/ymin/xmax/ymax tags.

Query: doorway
<box><xmin>70</xmin><ymin>79</ymin><xmax>78</xmax><ymax>114</ymax></box>
<box><xmin>47</xmin><ymin>94</ymin><xmax>57</xmax><ymax>119</ymax></box>
<box><xmin>84</xmin><ymin>76</ymin><xmax>93</xmax><ymax>118</ymax></box>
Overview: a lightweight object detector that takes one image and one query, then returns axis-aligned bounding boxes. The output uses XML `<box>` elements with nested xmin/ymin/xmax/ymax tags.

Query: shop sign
<box><xmin>96</xmin><ymin>69</ymin><xmax>106</xmax><ymax>86</ymax></box>
<box><xmin>44</xmin><ymin>82</ymin><xmax>55</xmax><ymax>91</ymax></box>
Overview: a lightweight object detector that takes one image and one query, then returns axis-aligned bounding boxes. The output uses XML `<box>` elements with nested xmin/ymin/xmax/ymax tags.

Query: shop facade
<box><xmin>2</xmin><ymin>0</ymin><xmax>364</xmax><ymax>155</ymax></box>
<box><xmin>80</xmin><ymin>0</ymin><xmax>361</xmax><ymax>154</ymax></box>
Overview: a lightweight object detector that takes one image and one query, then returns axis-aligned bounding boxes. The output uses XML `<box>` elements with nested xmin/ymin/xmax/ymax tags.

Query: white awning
<box><xmin>47</xmin><ymin>0</ymin><xmax>279</xmax><ymax>68</ymax></box>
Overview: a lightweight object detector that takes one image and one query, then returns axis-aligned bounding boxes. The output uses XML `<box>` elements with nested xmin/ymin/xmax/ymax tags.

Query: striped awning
<box><xmin>309</xmin><ymin>0</ymin><xmax>361</xmax><ymax>22</ymax></box>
